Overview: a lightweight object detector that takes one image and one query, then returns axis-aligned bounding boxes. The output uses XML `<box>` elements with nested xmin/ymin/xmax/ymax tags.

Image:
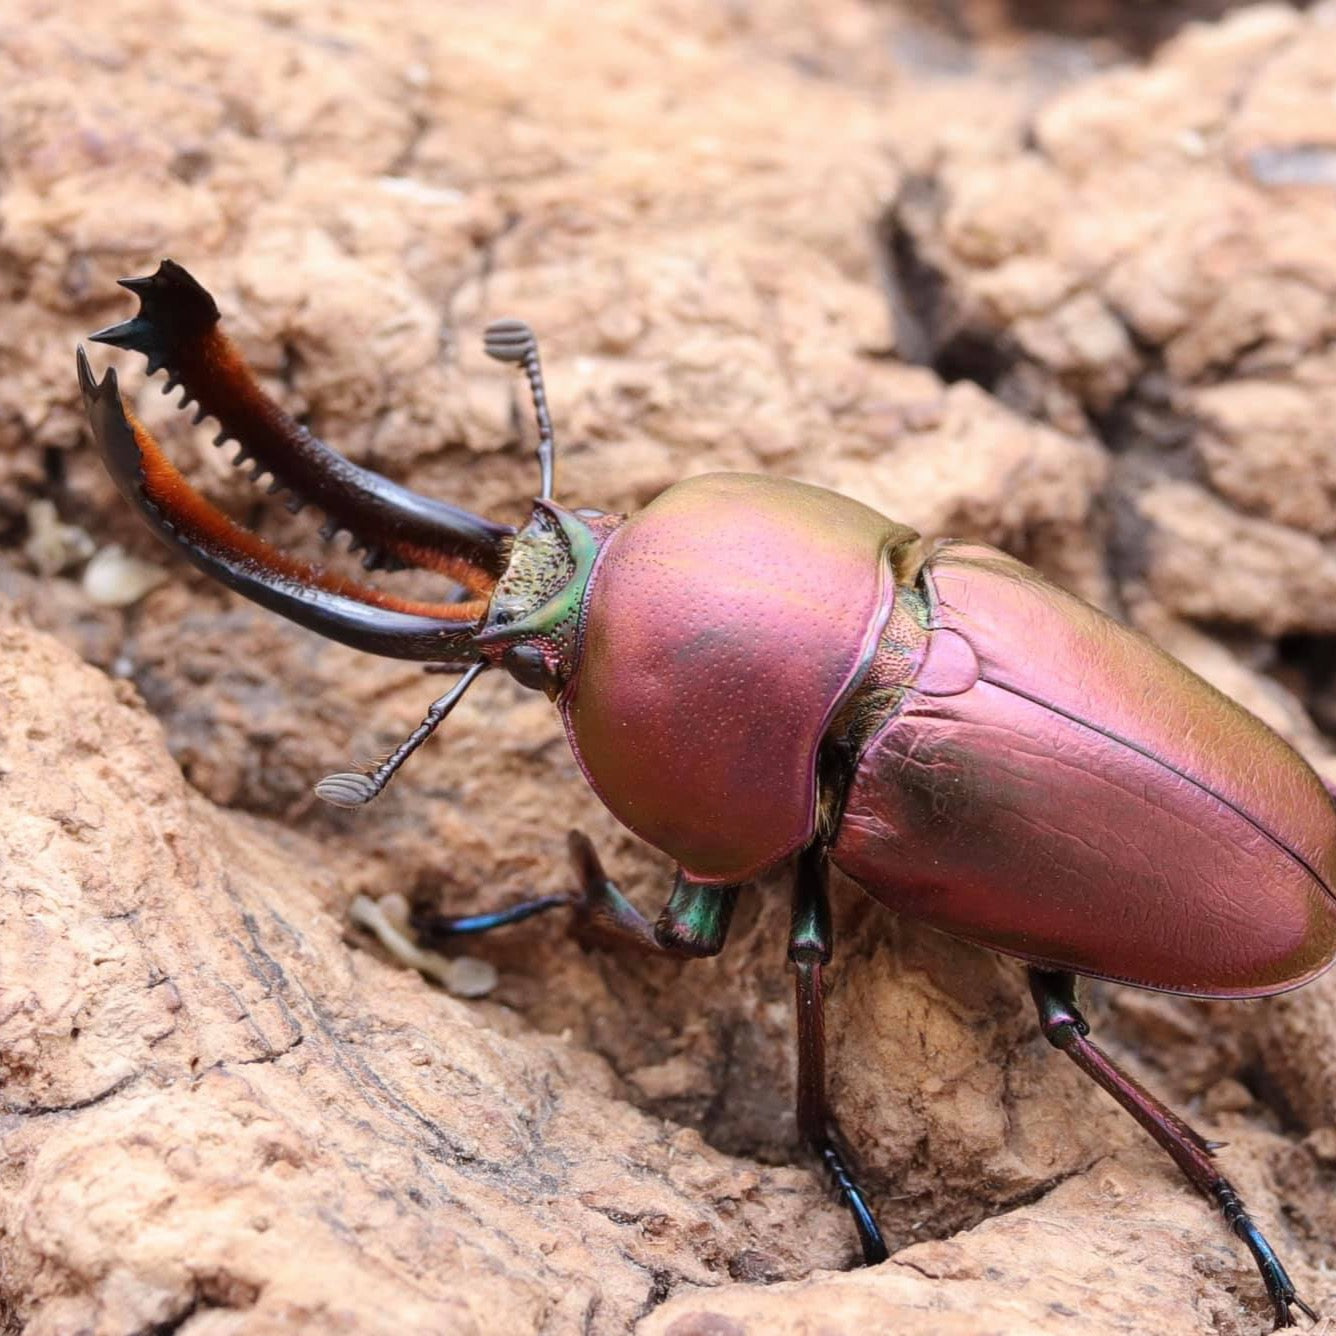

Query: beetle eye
<box><xmin>504</xmin><ymin>643</ymin><xmax>557</xmax><ymax>693</ymax></box>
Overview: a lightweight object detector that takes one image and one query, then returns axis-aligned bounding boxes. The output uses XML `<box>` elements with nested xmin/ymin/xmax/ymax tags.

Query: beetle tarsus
<box><xmin>1218</xmin><ymin>1184</ymin><xmax>1318</xmax><ymax>1330</ymax></box>
<box><xmin>1029</xmin><ymin>969</ymin><xmax>1318</xmax><ymax>1330</ymax></box>
<box><xmin>412</xmin><ymin>893</ymin><xmax>574</xmax><ymax>941</ymax></box>
<box><xmin>819</xmin><ymin>1142</ymin><xmax>888</xmax><ymax>1265</ymax></box>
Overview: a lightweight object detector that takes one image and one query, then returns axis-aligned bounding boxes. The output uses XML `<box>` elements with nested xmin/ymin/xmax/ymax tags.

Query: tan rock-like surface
<box><xmin>3</xmin><ymin>2</ymin><xmax>1336</xmax><ymax>1333</ymax></box>
<box><xmin>881</xmin><ymin>5</ymin><xmax>1336</xmax><ymax>646</ymax></box>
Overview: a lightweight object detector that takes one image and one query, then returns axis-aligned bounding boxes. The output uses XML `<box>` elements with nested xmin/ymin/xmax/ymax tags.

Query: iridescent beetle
<box><xmin>77</xmin><ymin>261</ymin><xmax>1335</xmax><ymax>1329</ymax></box>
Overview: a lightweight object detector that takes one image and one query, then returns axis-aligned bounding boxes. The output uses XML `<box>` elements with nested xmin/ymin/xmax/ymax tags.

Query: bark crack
<box><xmin>2</xmin><ymin>1070</ymin><xmax>142</xmax><ymax>1118</ymax></box>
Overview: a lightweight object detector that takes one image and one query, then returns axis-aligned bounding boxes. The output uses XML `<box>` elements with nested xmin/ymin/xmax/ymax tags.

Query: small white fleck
<box><xmin>377</xmin><ymin>176</ymin><xmax>464</xmax><ymax>207</ymax></box>
<box><xmin>349</xmin><ymin>894</ymin><xmax>498</xmax><ymax>998</ymax></box>
<box><xmin>23</xmin><ymin>499</ymin><xmax>95</xmax><ymax>576</ymax></box>
<box><xmin>82</xmin><ymin>545</ymin><xmax>169</xmax><ymax>607</ymax></box>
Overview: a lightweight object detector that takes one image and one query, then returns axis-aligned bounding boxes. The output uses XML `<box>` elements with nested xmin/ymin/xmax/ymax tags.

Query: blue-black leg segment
<box><xmin>1029</xmin><ymin>969</ymin><xmax>1318</xmax><ymax>1331</ymax></box>
<box><xmin>413</xmin><ymin>894</ymin><xmax>571</xmax><ymax>940</ymax></box>
<box><xmin>413</xmin><ymin>831</ymin><xmax>738</xmax><ymax>959</ymax></box>
<box><xmin>790</xmin><ymin>846</ymin><xmax>888</xmax><ymax>1266</ymax></box>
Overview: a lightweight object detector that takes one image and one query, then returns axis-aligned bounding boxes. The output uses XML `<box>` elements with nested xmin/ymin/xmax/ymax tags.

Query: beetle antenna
<box><xmin>484</xmin><ymin>318</ymin><xmax>555</xmax><ymax>501</ymax></box>
<box><xmin>423</xmin><ymin>658</ymin><xmax>483</xmax><ymax>675</ymax></box>
<box><xmin>316</xmin><ymin>661</ymin><xmax>488</xmax><ymax>808</ymax></box>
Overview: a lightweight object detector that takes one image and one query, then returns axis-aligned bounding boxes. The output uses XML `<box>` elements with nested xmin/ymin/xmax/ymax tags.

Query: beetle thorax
<box><xmin>559</xmin><ymin>472</ymin><xmax>912</xmax><ymax>883</ymax></box>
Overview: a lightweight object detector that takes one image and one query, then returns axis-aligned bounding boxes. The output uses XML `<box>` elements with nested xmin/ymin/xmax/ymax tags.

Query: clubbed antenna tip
<box><xmin>483</xmin><ymin>317</ymin><xmax>537</xmax><ymax>364</ymax></box>
<box><xmin>314</xmin><ymin>771</ymin><xmax>380</xmax><ymax>809</ymax></box>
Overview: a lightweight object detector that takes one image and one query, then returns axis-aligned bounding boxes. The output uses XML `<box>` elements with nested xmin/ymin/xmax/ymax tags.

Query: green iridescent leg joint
<box><xmin>654</xmin><ymin>875</ymin><xmax>740</xmax><ymax>957</ymax></box>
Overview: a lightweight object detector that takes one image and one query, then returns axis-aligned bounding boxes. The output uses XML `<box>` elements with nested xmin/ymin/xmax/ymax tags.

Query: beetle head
<box><xmin>77</xmin><ymin>260</ymin><xmax>617</xmax><ymax>695</ymax></box>
<box><xmin>472</xmin><ymin>499</ymin><xmax>616</xmax><ymax>698</ymax></box>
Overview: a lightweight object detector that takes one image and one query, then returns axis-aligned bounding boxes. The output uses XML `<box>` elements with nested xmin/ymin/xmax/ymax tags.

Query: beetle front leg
<box><xmin>790</xmin><ymin>846</ymin><xmax>888</xmax><ymax>1266</ymax></box>
<box><xmin>411</xmin><ymin>831</ymin><xmax>739</xmax><ymax>959</ymax></box>
<box><xmin>1029</xmin><ymin>970</ymin><xmax>1318</xmax><ymax>1331</ymax></box>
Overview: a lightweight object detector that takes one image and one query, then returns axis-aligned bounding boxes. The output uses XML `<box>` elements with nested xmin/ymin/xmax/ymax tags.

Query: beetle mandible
<box><xmin>76</xmin><ymin>260</ymin><xmax>1336</xmax><ymax>1330</ymax></box>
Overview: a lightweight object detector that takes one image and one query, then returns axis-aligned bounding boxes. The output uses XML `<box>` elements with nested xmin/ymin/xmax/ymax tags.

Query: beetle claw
<box><xmin>86</xmin><ymin>258</ymin><xmax>515</xmax><ymax>585</ymax></box>
<box><xmin>77</xmin><ymin>345</ymin><xmax>488</xmax><ymax>661</ymax></box>
<box><xmin>91</xmin><ymin>259</ymin><xmax>220</xmax><ymax>364</ymax></box>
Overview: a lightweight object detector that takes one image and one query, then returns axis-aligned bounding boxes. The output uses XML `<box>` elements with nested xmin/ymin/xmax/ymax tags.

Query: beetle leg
<box><xmin>653</xmin><ymin>868</ymin><xmax>739</xmax><ymax>957</ymax></box>
<box><xmin>1029</xmin><ymin>969</ymin><xmax>1318</xmax><ymax>1331</ymax></box>
<box><xmin>790</xmin><ymin>846</ymin><xmax>889</xmax><ymax>1266</ymax></box>
<box><xmin>411</xmin><ymin>831</ymin><xmax>739</xmax><ymax>958</ymax></box>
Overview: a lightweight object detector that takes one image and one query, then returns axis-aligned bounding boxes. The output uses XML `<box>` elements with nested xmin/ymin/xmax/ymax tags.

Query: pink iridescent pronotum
<box><xmin>78</xmin><ymin>260</ymin><xmax>1334</xmax><ymax>1331</ymax></box>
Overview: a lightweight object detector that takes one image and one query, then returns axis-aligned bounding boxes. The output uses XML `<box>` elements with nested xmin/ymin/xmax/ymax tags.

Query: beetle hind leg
<box><xmin>1029</xmin><ymin>969</ymin><xmax>1317</xmax><ymax>1331</ymax></box>
<box><xmin>790</xmin><ymin>846</ymin><xmax>888</xmax><ymax>1266</ymax></box>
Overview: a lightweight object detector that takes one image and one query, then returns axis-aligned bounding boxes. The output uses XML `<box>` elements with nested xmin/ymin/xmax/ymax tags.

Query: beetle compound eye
<box><xmin>504</xmin><ymin>644</ymin><xmax>557</xmax><ymax>693</ymax></box>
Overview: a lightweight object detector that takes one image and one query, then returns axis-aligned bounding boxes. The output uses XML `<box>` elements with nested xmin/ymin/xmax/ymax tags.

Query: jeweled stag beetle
<box><xmin>77</xmin><ymin>261</ymin><xmax>1335</xmax><ymax>1329</ymax></box>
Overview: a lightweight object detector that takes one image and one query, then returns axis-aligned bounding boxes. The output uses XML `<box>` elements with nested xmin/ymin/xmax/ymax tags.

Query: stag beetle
<box><xmin>77</xmin><ymin>260</ymin><xmax>1335</xmax><ymax>1330</ymax></box>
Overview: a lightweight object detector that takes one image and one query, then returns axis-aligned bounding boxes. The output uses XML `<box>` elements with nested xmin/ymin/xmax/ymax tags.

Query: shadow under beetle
<box><xmin>77</xmin><ymin>260</ymin><xmax>1336</xmax><ymax>1330</ymax></box>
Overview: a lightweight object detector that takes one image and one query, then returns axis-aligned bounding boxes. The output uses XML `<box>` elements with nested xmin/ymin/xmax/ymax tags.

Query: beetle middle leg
<box><xmin>411</xmin><ymin>830</ymin><xmax>740</xmax><ymax>959</ymax></box>
<box><xmin>789</xmin><ymin>845</ymin><xmax>889</xmax><ymax>1266</ymax></box>
<box><xmin>1029</xmin><ymin>969</ymin><xmax>1317</xmax><ymax>1331</ymax></box>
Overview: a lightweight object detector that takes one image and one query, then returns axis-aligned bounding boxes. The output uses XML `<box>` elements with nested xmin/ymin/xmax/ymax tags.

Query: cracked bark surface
<box><xmin>3</xmin><ymin>2</ymin><xmax>1336</xmax><ymax>1333</ymax></box>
